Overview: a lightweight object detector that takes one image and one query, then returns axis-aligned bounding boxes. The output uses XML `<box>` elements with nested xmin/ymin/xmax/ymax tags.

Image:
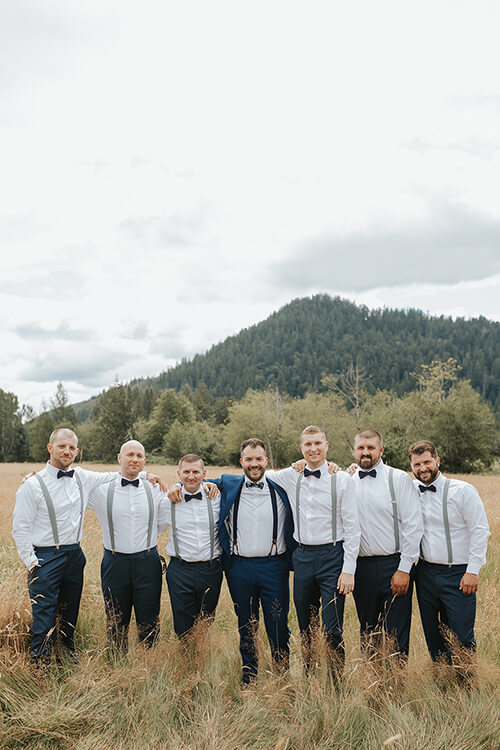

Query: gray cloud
<box><xmin>117</xmin><ymin>211</ymin><xmax>205</xmax><ymax>248</ymax></box>
<box><xmin>403</xmin><ymin>137</ymin><xmax>499</xmax><ymax>160</ymax></box>
<box><xmin>0</xmin><ymin>266</ymin><xmax>86</xmax><ymax>298</ymax></box>
<box><xmin>273</xmin><ymin>199</ymin><xmax>500</xmax><ymax>293</ymax></box>
<box><xmin>14</xmin><ymin>323</ymin><xmax>93</xmax><ymax>342</ymax></box>
<box><xmin>21</xmin><ymin>348</ymin><xmax>134</xmax><ymax>386</ymax></box>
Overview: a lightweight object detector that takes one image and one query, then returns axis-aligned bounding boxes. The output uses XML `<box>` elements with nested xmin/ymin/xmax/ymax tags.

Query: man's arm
<box><xmin>393</xmin><ymin>472</ymin><xmax>424</xmax><ymax>594</ymax></box>
<box><xmin>460</xmin><ymin>483</ymin><xmax>490</xmax><ymax>592</ymax></box>
<box><xmin>338</xmin><ymin>475</ymin><xmax>360</xmax><ymax>584</ymax></box>
<box><xmin>12</xmin><ymin>482</ymin><xmax>39</xmax><ymax>570</ymax></box>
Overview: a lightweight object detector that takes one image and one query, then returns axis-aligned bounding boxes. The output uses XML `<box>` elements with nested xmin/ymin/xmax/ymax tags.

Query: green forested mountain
<box><xmin>127</xmin><ymin>295</ymin><xmax>500</xmax><ymax>412</ymax></box>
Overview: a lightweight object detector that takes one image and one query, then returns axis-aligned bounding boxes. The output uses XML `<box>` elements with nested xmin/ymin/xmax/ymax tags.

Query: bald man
<box><xmin>87</xmin><ymin>440</ymin><xmax>169</xmax><ymax>651</ymax></box>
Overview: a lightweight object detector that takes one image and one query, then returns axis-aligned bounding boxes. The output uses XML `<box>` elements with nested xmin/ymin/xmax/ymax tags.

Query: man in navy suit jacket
<box><xmin>210</xmin><ymin>438</ymin><xmax>295</xmax><ymax>684</ymax></box>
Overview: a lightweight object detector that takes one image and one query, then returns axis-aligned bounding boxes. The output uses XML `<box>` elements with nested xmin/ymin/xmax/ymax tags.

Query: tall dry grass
<box><xmin>0</xmin><ymin>464</ymin><xmax>498</xmax><ymax>750</ymax></box>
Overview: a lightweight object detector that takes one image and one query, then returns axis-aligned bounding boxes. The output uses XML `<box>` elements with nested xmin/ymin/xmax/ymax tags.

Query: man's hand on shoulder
<box><xmin>291</xmin><ymin>459</ymin><xmax>307</xmax><ymax>473</ymax></box>
<box><xmin>345</xmin><ymin>463</ymin><xmax>358</xmax><ymax>475</ymax></box>
<box><xmin>459</xmin><ymin>573</ymin><xmax>479</xmax><ymax>595</ymax></box>
<box><xmin>146</xmin><ymin>473</ymin><xmax>167</xmax><ymax>492</ymax></box>
<box><xmin>19</xmin><ymin>470</ymin><xmax>36</xmax><ymax>486</ymax></box>
<box><xmin>203</xmin><ymin>481</ymin><xmax>220</xmax><ymax>500</ymax></box>
<box><xmin>168</xmin><ymin>483</ymin><xmax>183</xmax><ymax>503</ymax></box>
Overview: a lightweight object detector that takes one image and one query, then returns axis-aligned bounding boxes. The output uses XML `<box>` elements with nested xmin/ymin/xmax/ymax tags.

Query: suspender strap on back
<box><xmin>35</xmin><ymin>474</ymin><xmax>60</xmax><ymax>548</ymax></box>
<box><xmin>442</xmin><ymin>478</ymin><xmax>453</xmax><ymax>566</ymax></box>
<box><xmin>388</xmin><ymin>468</ymin><xmax>400</xmax><ymax>553</ymax></box>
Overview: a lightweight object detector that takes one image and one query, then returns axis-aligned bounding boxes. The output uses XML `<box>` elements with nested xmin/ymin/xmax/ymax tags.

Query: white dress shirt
<box><xmin>165</xmin><ymin>485</ymin><xmax>222</xmax><ymax>562</ymax></box>
<box><xmin>12</xmin><ymin>463</ymin><xmax>118</xmax><ymax>568</ymax></box>
<box><xmin>225</xmin><ymin>478</ymin><xmax>287</xmax><ymax>557</ymax></box>
<box><xmin>352</xmin><ymin>461</ymin><xmax>423</xmax><ymax>573</ymax></box>
<box><xmin>87</xmin><ymin>474</ymin><xmax>169</xmax><ymax>554</ymax></box>
<box><xmin>266</xmin><ymin>464</ymin><xmax>360</xmax><ymax>575</ymax></box>
<box><xmin>414</xmin><ymin>472</ymin><xmax>490</xmax><ymax>574</ymax></box>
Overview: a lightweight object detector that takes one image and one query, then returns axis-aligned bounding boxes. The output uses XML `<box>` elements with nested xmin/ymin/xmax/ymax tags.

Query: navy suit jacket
<box><xmin>211</xmin><ymin>474</ymin><xmax>296</xmax><ymax>570</ymax></box>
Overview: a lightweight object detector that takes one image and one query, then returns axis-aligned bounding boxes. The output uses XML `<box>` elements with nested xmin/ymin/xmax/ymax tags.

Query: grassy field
<box><xmin>0</xmin><ymin>463</ymin><xmax>498</xmax><ymax>750</ymax></box>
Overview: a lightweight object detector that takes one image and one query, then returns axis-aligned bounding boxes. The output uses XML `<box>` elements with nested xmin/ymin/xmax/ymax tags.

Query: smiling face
<box><xmin>410</xmin><ymin>450</ymin><xmax>440</xmax><ymax>485</ymax></box>
<box><xmin>300</xmin><ymin>430</ymin><xmax>328</xmax><ymax>469</ymax></box>
<box><xmin>178</xmin><ymin>460</ymin><xmax>206</xmax><ymax>493</ymax></box>
<box><xmin>353</xmin><ymin>434</ymin><xmax>383</xmax><ymax>470</ymax></box>
<box><xmin>47</xmin><ymin>430</ymin><xmax>79</xmax><ymax>470</ymax></box>
<box><xmin>240</xmin><ymin>444</ymin><xmax>268</xmax><ymax>482</ymax></box>
<box><xmin>118</xmin><ymin>441</ymin><xmax>146</xmax><ymax>479</ymax></box>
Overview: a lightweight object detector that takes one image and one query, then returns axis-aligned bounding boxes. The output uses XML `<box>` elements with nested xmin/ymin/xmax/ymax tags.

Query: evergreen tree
<box><xmin>93</xmin><ymin>383</ymin><xmax>134</xmax><ymax>461</ymax></box>
<box><xmin>0</xmin><ymin>389</ymin><xmax>27</xmax><ymax>461</ymax></box>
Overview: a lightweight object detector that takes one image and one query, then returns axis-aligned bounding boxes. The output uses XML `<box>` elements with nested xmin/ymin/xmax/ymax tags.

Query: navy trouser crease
<box><xmin>28</xmin><ymin>544</ymin><xmax>85</xmax><ymax>661</ymax></box>
<box><xmin>166</xmin><ymin>556</ymin><xmax>223</xmax><ymax>638</ymax></box>
<box><xmin>415</xmin><ymin>560</ymin><xmax>476</xmax><ymax>663</ymax></box>
<box><xmin>353</xmin><ymin>553</ymin><xmax>413</xmax><ymax>657</ymax></box>
<box><xmin>292</xmin><ymin>542</ymin><xmax>346</xmax><ymax>666</ymax></box>
<box><xmin>225</xmin><ymin>554</ymin><xmax>290</xmax><ymax>683</ymax></box>
<box><xmin>101</xmin><ymin>547</ymin><xmax>162</xmax><ymax>649</ymax></box>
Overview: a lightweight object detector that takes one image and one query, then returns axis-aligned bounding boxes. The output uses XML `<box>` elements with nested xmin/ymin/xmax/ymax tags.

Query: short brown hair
<box><xmin>300</xmin><ymin>425</ymin><xmax>326</xmax><ymax>442</ymax></box>
<box><xmin>240</xmin><ymin>438</ymin><xmax>266</xmax><ymax>455</ymax></box>
<box><xmin>354</xmin><ymin>428</ymin><xmax>382</xmax><ymax>445</ymax></box>
<box><xmin>178</xmin><ymin>454</ymin><xmax>205</xmax><ymax>470</ymax></box>
<box><xmin>49</xmin><ymin>428</ymin><xmax>78</xmax><ymax>445</ymax></box>
<box><xmin>407</xmin><ymin>440</ymin><xmax>438</xmax><ymax>460</ymax></box>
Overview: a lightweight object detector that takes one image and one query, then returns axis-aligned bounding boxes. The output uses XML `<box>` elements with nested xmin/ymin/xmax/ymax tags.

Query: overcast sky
<box><xmin>1</xmin><ymin>0</ymin><xmax>499</xmax><ymax>411</ymax></box>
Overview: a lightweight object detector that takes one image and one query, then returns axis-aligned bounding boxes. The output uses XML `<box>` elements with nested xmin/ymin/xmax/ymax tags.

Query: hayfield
<box><xmin>0</xmin><ymin>463</ymin><xmax>498</xmax><ymax>750</ymax></box>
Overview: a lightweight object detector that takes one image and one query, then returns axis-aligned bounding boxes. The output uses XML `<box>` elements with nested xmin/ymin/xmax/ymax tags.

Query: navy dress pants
<box><xmin>101</xmin><ymin>547</ymin><xmax>162</xmax><ymax>650</ymax></box>
<box><xmin>166</xmin><ymin>556</ymin><xmax>223</xmax><ymax>637</ymax></box>
<box><xmin>415</xmin><ymin>560</ymin><xmax>476</xmax><ymax>663</ymax></box>
<box><xmin>225</xmin><ymin>554</ymin><xmax>290</xmax><ymax>683</ymax></box>
<box><xmin>28</xmin><ymin>543</ymin><xmax>85</xmax><ymax>662</ymax></box>
<box><xmin>353</xmin><ymin>553</ymin><xmax>413</xmax><ymax>657</ymax></box>
<box><xmin>292</xmin><ymin>542</ymin><xmax>345</xmax><ymax>668</ymax></box>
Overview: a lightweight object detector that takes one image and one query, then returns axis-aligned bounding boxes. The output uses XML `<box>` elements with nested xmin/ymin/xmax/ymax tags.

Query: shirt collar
<box><xmin>305</xmin><ymin>461</ymin><xmax>328</xmax><ymax>473</ymax></box>
<box><xmin>46</xmin><ymin>461</ymin><xmax>73</xmax><ymax>477</ymax></box>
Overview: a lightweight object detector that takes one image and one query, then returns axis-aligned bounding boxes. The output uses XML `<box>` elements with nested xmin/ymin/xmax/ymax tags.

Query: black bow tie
<box><xmin>57</xmin><ymin>469</ymin><xmax>75</xmax><ymax>479</ymax></box>
<box><xmin>245</xmin><ymin>481</ymin><xmax>264</xmax><ymax>489</ymax></box>
<box><xmin>185</xmin><ymin>492</ymin><xmax>202</xmax><ymax>502</ymax></box>
<box><xmin>359</xmin><ymin>469</ymin><xmax>377</xmax><ymax>479</ymax></box>
<box><xmin>304</xmin><ymin>468</ymin><xmax>321</xmax><ymax>478</ymax></box>
<box><xmin>419</xmin><ymin>484</ymin><xmax>436</xmax><ymax>493</ymax></box>
<box><xmin>121</xmin><ymin>478</ymin><xmax>139</xmax><ymax>487</ymax></box>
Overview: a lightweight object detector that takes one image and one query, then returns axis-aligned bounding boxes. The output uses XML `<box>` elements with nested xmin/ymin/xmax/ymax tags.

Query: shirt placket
<box><xmin>129</xmin><ymin>488</ymin><xmax>137</xmax><ymax>548</ymax></box>
<box><xmin>193</xmin><ymin>500</ymin><xmax>203</xmax><ymax>557</ymax></box>
<box><xmin>64</xmin><ymin>482</ymin><xmax>79</xmax><ymax>541</ymax></box>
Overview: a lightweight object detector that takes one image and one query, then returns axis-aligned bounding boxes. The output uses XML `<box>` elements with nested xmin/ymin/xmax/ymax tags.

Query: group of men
<box><xmin>12</xmin><ymin>425</ymin><xmax>490</xmax><ymax>685</ymax></box>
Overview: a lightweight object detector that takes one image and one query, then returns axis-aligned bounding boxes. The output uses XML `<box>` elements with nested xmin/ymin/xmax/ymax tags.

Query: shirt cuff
<box><xmin>398</xmin><ymin>556</ymin><xmax>413</xmax><ymax>574</ymax></box>
<box><xmin>342</xmin><ymin>557</ymin><xmax>356</xmax><ymax>576</ymax></box>
<box><xmin>466</xmin><ymin>562</ymin><xmax>481</xmax><ymax>575</ymax></box>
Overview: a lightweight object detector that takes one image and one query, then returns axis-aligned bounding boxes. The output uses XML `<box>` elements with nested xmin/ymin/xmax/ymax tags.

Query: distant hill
<box><xmin>74</xmin><ymin>295</ymin><xmax>500</xmax><ymax>419</ymax></box>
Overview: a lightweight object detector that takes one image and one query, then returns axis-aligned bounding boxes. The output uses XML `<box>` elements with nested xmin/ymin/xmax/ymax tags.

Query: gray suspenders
<box><xmin>171</xmin><ymin>491</ymin><xmax>215</xmax><ymax>561</ymax></box>
<box><xmin>387</xmin><ymin>468</ymin><xmax>400</xmax><ymax>552</ymax></box>
<box><xmin>106</xmin><ymin>478</ymin><xmax>155</xmax><ymax>553</ymax></box>
<box><xmin>441</xmin><ymin>478</ymin><xmax>453</xmax><ymax>565</ymax></box>
<box><xmin>295</xmin><ymin>472</ymin><xmax>337</xmax><ymax>544</ymax></box>
<box><xmin>35</xmin><ymin>472</ymin><xmax>85</xmax><ymax>548</ymax></box>
<box><xmin>35</xmin><ymin>470</ymin><xmax>85</xmax><ymax>549</ymax></box>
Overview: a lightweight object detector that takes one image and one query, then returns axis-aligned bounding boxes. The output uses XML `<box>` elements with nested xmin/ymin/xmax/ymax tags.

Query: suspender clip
<box><xmin>268</xmin><ymin>539</ymin><xmax>278</xmax><ymax>556</ymax></box>
<box><xmin>56</xmin><ymin>545</ymin><xmax>60</xmax><ymax>550</ymax></box>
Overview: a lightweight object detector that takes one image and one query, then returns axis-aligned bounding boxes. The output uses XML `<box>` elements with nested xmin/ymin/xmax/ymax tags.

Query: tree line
<box><xmin>1</xmin><ymin>359</ymin><xmax>497</xmax><ymax>472</ymax></box>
